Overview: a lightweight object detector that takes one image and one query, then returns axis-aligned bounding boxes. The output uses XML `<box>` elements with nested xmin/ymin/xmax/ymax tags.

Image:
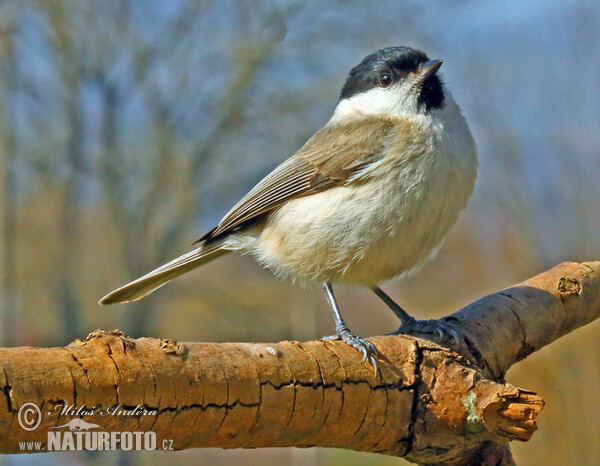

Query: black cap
<box><xmin>340</xmin><ymin>46</ymin><xmax>445</xmax><ymax>111</ymax></box>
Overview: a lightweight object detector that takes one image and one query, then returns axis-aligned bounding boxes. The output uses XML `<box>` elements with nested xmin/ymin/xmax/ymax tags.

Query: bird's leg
<box><xmin>372</xmin><ymin>286</ymin><xmax>415</xmax><ymax>325</ymax></box>
<box><xmin>373</xmin><ymin>286</ymin><xmax>459</xmax><ymax>343</ymax></box>
<box><xmin>321</xmin><ymin>282</ymin><xmax>379</xmax><ymax>373</ymax></box>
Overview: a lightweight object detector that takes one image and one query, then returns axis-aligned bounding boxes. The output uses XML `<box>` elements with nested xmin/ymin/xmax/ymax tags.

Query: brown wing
<box><xmin>200</xmin><ymin>116</ymin><xmax>397</xmax><ymax>242</ymax></box>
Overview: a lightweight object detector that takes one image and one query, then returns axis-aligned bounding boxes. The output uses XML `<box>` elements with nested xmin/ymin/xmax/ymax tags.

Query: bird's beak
<box><xmin>420</xmin><ymin>59</ymin><xmax>443</xmax><ymax>80</ymax></box>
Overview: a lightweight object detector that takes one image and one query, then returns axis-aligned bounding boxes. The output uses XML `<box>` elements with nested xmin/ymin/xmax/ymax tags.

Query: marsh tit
<box><xmin>100</xmin><ymin>46</ymin><xmax>477</xmax><ymax>372</ymax></box>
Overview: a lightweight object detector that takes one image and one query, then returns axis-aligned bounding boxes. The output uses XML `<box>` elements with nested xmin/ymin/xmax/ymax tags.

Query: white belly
<box><xmin>254</xmin><ymin>159</ymin><xmax>472</xmax><ymax>285</ymax></box>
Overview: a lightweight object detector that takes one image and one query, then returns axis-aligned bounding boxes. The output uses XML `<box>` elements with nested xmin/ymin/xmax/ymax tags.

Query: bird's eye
<box><xmin>379</xmin><ymin>73</ymin><xmax>392</xmax><ymax>88</ymax></box>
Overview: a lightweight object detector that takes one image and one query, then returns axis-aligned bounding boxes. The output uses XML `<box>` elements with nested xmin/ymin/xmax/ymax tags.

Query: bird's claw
<box><xmin>390</xmin><ymin>318</ymin><xmax>460</xmax><ymax>346</ymax></box>
<box><xmin>321</xmin><ymin>334</ymin><xmax>340</xmax><ymax>341</ymax></box>
<box><xmin>322</xmin><ymin>327</ymin><xmax>379</xmax><ymax>374</ymax></box>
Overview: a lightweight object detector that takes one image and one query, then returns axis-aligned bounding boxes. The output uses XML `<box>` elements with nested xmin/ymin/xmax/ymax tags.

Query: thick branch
<box><xmin>0</xmin><ymin>331</ymin><xmax>539</xmax><ymax>463</ymax></box>
<box><xmin>445</xmin><ymin>261</ymin><xmax>600</xmax><ymax>380</ymax></box>
<box><xmin>0</xmin><ymin>261</ymin><xmax>598</xmax><ymax>463</ymax></box>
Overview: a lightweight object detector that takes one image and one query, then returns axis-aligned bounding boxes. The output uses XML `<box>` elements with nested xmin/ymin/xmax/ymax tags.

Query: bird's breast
<box><xmin>248</xmin><ymin>107</ymin><xmax>477</xmax><ymax>286</ymax></box>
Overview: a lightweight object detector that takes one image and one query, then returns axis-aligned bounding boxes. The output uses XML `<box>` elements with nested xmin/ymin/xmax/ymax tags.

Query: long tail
<box><xmin>99</xmin><ymin>240</ymin><xmax>230</xmax><ymax>305</ymax></box>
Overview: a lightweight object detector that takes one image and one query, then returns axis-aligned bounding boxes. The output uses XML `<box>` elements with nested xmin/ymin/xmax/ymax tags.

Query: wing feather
<box><xmin>201</xmin><ymin>116</ymin><xmax>397</xmax><ymax>241</ymax></box>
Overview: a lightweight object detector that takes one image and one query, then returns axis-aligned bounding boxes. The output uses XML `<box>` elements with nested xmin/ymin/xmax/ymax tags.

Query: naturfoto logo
<box><xmin>16</xmin><ymin>402</ymin><xmax>173</xmax><ymax>452</ymax></box>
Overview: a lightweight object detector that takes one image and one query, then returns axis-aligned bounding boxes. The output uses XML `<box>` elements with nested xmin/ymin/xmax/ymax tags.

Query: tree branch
<box><xmin>0</xmin><ymin>261</ymin><xmax>597</xmax><ymax>463</ymax></box>
<box><xmin>446</xmin><ymin>261</ymin><xmax>600</xmax><ymax>380</ymax></box>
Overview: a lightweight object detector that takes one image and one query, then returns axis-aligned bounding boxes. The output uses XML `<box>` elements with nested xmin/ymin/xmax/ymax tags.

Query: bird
<box><xmin>100</xmin><ymin>46</ymin><xmax>477</xmax><ymax>372</ymax></box>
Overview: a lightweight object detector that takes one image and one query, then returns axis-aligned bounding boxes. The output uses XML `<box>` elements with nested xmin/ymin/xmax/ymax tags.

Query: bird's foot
<box><xmin>322</xmin><ymin>326</ymin><xmax>379</xmax><ymax>374</ymax></box>
<box><xmin>390</xmin><ymin>317</ymin><xmax>460</xmax><ymax>345</ymax></box>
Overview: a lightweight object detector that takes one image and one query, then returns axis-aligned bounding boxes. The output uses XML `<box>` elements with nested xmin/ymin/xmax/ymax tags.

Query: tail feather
<box><xmin>99</xmin><ymin>240</ymin><xmax>229</xmax><ymax>305</ymax></box>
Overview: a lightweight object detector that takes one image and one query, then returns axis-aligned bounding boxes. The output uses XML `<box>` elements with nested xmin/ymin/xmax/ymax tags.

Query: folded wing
<box><xmin>200</xmin><ymin>116</ymin><xmax>396</xmax><ymax>242</ymax></box>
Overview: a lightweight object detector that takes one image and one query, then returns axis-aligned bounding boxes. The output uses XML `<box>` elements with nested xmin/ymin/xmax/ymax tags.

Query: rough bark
<box><xmin>0</xmin><ymin>261</ymin><xmax>598</xmax><ymax>464</ymax></box>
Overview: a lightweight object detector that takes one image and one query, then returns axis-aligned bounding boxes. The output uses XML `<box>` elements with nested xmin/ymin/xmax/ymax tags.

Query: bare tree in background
<box><xmin>0</xmin><ymin>14</ymin><xmax>19</xmax><ymax>346</ymax></box>
<box><xmin>91</xmin><ymin>0</ymin><xmax>296</xmax><ymax>336</ymax></box>
<box><xmin>0</xmin><ymin>0</ymin><xmax>298</xmax><ymax>341</ymax></box>
<box><xmin>42</xmin><ymin>1</ymin><xmax>89</xmax><ymax>342</ymax></box>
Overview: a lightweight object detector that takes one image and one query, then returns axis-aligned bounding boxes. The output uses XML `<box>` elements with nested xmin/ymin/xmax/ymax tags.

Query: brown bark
<box><xmin>0</xmin><ymin>261</ymin><xmax>598</xmax><ymax>464</ymax></box>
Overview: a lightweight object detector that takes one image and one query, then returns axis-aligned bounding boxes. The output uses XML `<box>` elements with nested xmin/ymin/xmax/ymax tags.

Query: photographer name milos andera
<box><xmin>49</xmin><ymin>404</ymin><xmax>157</xmax><ymax>417</ymax></box>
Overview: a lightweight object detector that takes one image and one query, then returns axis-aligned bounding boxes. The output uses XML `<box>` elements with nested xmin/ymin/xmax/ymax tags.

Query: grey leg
<box><xmin>373</xmin><ymin>287</ymin><xmax>415</xmax><ymax>325</ymax></box>
<box><xmin>373</xmin><ymin>286</ymin><xmax>459</xmax><ymax>343</ymax></box>
<box><xmin>321</xmin><ymin>282</ymin><xmax>379</xmax><ymax>373</ymax></box>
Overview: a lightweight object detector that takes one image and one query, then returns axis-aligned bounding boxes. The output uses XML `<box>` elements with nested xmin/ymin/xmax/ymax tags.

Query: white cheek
<box><xmin>331</xmin><ymin>84</ymin><xmax>417</xmax><ymax>121</ymax></box>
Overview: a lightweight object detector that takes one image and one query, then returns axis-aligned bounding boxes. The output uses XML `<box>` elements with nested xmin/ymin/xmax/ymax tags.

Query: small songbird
<box><xmin>100</xmin><ymin>46</ymin><xmax>477</xmax><ymax>372</ymax></box>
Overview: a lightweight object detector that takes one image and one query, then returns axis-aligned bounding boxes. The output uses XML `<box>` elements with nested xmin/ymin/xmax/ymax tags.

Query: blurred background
<box><xmin>0</xmin><ymin>0</ymin><xmax>599</xmax><ymax>464</ymax></box>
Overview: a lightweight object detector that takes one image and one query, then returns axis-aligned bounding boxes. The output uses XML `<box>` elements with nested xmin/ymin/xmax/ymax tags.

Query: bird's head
<box><xmin>338</xmin><ymin>46</ymin><xmax>445</xmax><ymax>118</ymax></box>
